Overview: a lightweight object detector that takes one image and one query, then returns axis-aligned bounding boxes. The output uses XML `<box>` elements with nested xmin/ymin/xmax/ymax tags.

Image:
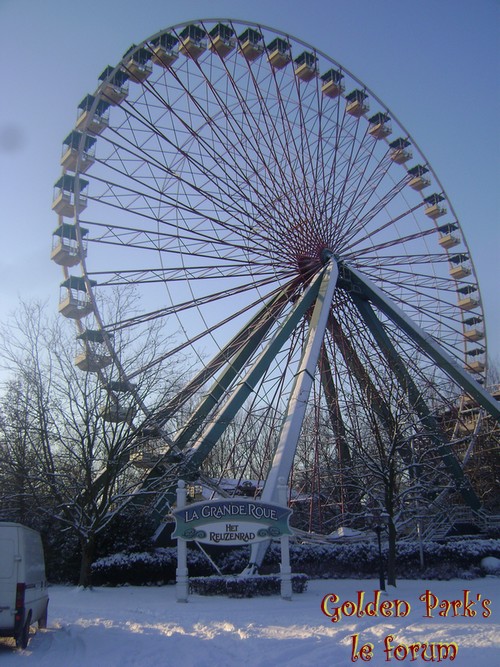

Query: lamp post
<box><xmin>369</xmin><ymin>510</ymin><xmax>388</xmax><ymax>592</ymax></box>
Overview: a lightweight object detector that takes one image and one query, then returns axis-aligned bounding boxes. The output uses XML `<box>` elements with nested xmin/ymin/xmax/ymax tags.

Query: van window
<box><xmin>0</xmin><ymin>539</ymin><xmax>15</xmax><ymax>578</ymax></box>
<box><xmin>24</xmin><ymin>531</ymin><xmax>45</xmax><ymax>580</ymax></box>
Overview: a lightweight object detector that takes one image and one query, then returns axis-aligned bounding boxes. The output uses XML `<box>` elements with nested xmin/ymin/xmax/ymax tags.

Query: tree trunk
<box><xmin>386</xmin><ymin>517</ymin><xmax>397</xmax><ymax>587</ymax></box>
<box><xmin>78</xmin><ymin>535</ymin><xmax>95</xmax><ymax>588</ymax></box>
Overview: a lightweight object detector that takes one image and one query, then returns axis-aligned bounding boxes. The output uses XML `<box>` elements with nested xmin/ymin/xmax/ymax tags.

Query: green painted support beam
<box><xmin>343</xmin><ymin>262</ymin><xmax>500</xmax><ymax>423</ymax></box>
<box><xmin>173</xmin><ymin>283</ymin><xmax>297</xmax><ymax>452</ymax></box>
<box><xmin>186</xmin><ymin>267</ymin><xmax>327</xmax><ymax>474</ymax></box>
<box><xmin>351</xmin><ymin>291</ymin><xmax>481</xmax><ymax>510</ymax></box>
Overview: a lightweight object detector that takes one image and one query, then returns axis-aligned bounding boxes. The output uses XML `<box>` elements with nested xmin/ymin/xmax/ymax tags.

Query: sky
<box><xmin>1</xmin><ymin>578</ymin><xmax>499</xmax><ymax>665</ymax></box>
<box><xmin>0</xmin><ymin>0</ymin><xmax>498</xmax><ymax>368</ymax></box>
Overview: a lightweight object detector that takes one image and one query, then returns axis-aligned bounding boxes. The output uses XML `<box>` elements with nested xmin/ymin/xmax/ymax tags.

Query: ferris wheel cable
<box><xmin>102</xmin><ymin>272</ymin><xmax>286</xmax><ymax>333</ymax></box>
<box><xmin>135</xmin><ymin>61</ymin><xmax>307</xmax><ymax>228</ymax></box>
<box><xmin>332</xmin><ymin>138</ymin><xmax>392</xmax><ymax>241</ymax></box>
<box><xmin>345</xmin><ymin>223</ymin><xmax>440</xmax><ymax>258</ymax></box>
<box><xmin>363</xmin><ymin>279</ymin><xmax>468</xmax><ymax>316</ymax></box>
<box><xmin>87</xmin><ymin>264</ymin><xmax>282</xmax><ymax>283</ymax></box>
<box><xmin>88</xmin><ymin>264</ymin><xmax>284</xmax><ymax>289</ymax></box>
<box><xmin>265</xmin><ymin>65</ymin><xmax>320</xmax><ymax>221</ymax></box>
<box><xmin>338</xmin><ymin>179</ymin><xmax>418</xmax><ymax>252</ymax></box>
<box><xmin>83</xmin><ymin>217</ymin><xmax>275</xmax><ymax>263</ymax></box>
<box><xmin>141</xmin><ymin>280</ymin><xmax>303</xmax><ymax>417</ymax></box>
<box><xmin>84</xmin><ymin>193</ymin><xmax>282</xmax><ymax>267</ymax></box>
<box><xmin>319</xmin><ymin>103</ymin><xmax>352</xmax><ymax>237</ymax></box>
<box><xmin>86</xmin><ymin>160</ymin><xmax>275</xmax><ymax>257</ymax></box>
<box><xmin>229</xmin><ymin>50</ymin><xmax>322</xmax><ymax>224</ymax></box>
<box><xmin>327</xmin><ymin>116</ymin><xmax>371</xmax><ymax>239</ymax></box>
<box><xmin>353</xmin><ymin>252</ymin><xmax>452</xmax><ymax>266</ymax></box>
<box><xmin>98</xmin><ymin>117</ymin><xmax>282</xmax><ymax>236</ymax></box>
<box><xmin>336</xmin><ymin>166</ymin><xmax>412</xmax><ymax>237</ymax></box>
<box><xmin>84</xmin><ymin>185</ymin><xmax>277</xmax><ymax>264</ymax></box>
<box><xmin>225</xmin><ymin>55</ymin><xmax>313</xmax><ymax>217</ymax></box>
<box><xmin>366</xmin><ymin>264</ymin><xmax>471</xmax><ymax>290</ymax></box>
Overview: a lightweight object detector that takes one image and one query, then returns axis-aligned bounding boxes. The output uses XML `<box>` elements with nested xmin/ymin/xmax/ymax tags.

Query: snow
<box><xmin>481</xmin><ymin>557</ymin><xmax>500</xmax><ymax>574</ymax></box>
<box><xmin>0</xmin><ymin>578</ymin><xmax>498</xmax><ymax>666</ymax></box>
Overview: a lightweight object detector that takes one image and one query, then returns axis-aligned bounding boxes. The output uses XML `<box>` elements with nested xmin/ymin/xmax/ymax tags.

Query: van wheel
<box><xmin>16</xmin><ymin>611</ymin><xmax>32</xmax><ymax>649</ymax></box>
<box><xmin>38</xmin><ymin>603</ymin><xmax>48</xmax><ymax>629</ymax></box>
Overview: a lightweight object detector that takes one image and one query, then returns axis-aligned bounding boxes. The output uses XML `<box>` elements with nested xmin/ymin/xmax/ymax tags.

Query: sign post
<box><xmin>278</xmin><ymin>478</ymin><xmax>292</xmax><ymax>600</ymax></box>
<box><xmin>173</xmin><ymin>482</ymin><xmax>293</xmax><ymax>600</ymax></box>
<box><xmin>175</xmin><ymin>480</ymin><xmax>188</xmax><ymax>603</ymax></box>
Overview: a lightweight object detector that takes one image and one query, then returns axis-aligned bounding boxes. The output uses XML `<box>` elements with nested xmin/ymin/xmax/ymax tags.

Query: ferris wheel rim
<box><xmin>51</xmin><ymin>18</ymin><xmax>492</xmax><ymax>523</ymax></box>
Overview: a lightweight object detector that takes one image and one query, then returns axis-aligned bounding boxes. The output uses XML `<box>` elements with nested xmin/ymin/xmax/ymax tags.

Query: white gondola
<box><xmin>98</xmin><ymin>66</ymin><xmax>129</xmax><ymax>105</ymax></box>
<box><xmin>151</xmin><ymin>33</ymin><xmax>179</xmax><ymax>68</ymax></box>
<box><xmin>58</xmin><ymin>276</ymin><xmax>95</xmax><ymax>319</ymax></box>
<box><xmin>320</xmin><ymin>69</ymin><xmax>344</xmax><ymax>98</ymax></box>
<box><xmin>465</xmin><ymin>360</ymin><xmax>485</xmax><ymax>374</ymax></box>
<box><xmin>75</xmin><ymin>95</ymin><xmax>110</xmax><ymax>135</ymax></box>
<box><xmin>60</xmin><ymin>131</ymin><xmax>96</xmax><ymax>173</ymax></box>
<box><xmin>463</xmin><ymin>316</ymin><xmax>484</xmax><ymax>342</ymax></box>
<box><xmin>407</xmin><ymin>164</ymin><xmax>430</xmax><ymax>191</ymax></box>
<box><xmin>345</xmin><ymin>89</ymin><xmax>369</xmax><ymax>117</ymax></box>
<box><xmin>424</xmin><ymin>193</ymin><xmax>447</xmax><ymax>219</ymax></box>
<box><xmin>74</xmin><ymin>330</ymin><xmax>112</xmax><ymax>372</ymax></box>
<box><xmin>294</xmin><ymin>51</ymin><xmax>318</xmax><ymax>82</ymax></box>
<box><xmin>178</xmin><ymin>25</ymin><xmax>207</xmax><ymax>60</ymax></box>
<box><xmin>51</xmin><ymin>223</ymin><xmax>88</xmax><ymax>267</ymax></box>
<box><xmin>457</xmin><ymin>284</ymin><xmax>479</xmax><ymax>311</ymax></box>
<box><xmin>437</xmin><ymin>223</ymin><xmax>460</xmax><ymax>249</ymax></box>
<box><xmin>267</xmin><ymin>37</ymin><xmax>291</xmax><ymax>70</ymax></box>
<box><xmin>100</xmin><ymin>402</ymin><xmax>137</xmax><ymax>423</ymax></box>
<box><xmin>52</xmin><ymin>175</ymin><xmax>88</xmax><ymax>217</ymax></box>
<box><xmin>208</xmin><ymin>23</ymin><xmax>235</xmax><ymax>58</ymax></box>
<box><xmin>389</xmin><ymin>137</ymin><xmax>412</xmax><ymax>164</ymax></box>
<box><xmin>123</xmin><ymin>45</ymin><xmax>153</xmax><ymax>83</ymax></box>
<box><xmin>368</xmin><ymin>112</ymin><xmax>391</xmax><ymax>139</ymax></box>
<box><xmin>449</xmin><ymin>253</ymin><xmax>471</xmax><ymax>280</ymax></box>
<box><xmin>238</xmin><ymin>28</ymin><xmax>264</xmax><ymax>61</ymax></box>
<box><xmin>438</xmin><ymin>233</ymin><xmax>460</xmax><ymax>249</ymax></box>
<box><xmin>123</xmin><ymin>44</ymin><xmax>153</xmax><ymax>83</ymax></box>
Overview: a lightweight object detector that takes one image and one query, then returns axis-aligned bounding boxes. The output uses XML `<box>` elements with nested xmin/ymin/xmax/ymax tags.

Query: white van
<box><xmin>0</xmin><ymin>522</ymin><xmax>49</xmax><ymax>648</ymax></box>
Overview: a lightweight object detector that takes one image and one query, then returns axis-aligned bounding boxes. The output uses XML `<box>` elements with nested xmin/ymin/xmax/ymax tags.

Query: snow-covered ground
<box><xmin>0</xmin><ymin>578</ymin><xmax>498</xmax><ymax>666</ymax></box>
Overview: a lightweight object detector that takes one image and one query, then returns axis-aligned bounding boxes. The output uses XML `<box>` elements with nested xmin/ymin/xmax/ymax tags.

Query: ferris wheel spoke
<box><xmin>84</xmin><ymin>184</ymin><xmax>275</xmax><ymax>263</ymax></box>
<box><xmin>140</xmin><ymin>53</ymin><xmax>307</xmax><ymax>232</ymax></box>
<box><xmin>88</xmin><ymin>261</ymin><xmax>280</xmax><ymax>286</ymax></box>
<box><xmin>103</xmin><ymin>272</ymin><xmax>284</xmax><ymax>333</ymax></box>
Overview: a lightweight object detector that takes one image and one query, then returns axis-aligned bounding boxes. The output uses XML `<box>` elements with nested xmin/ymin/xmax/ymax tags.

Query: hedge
<box><xmin>91</xmin><ymin>538</ymin><xmax>500</xmax><ymax>586</ymax></box>
<box><xmin>189</xmin><ymin>573</ymin><xmax>308</xmax><ymax>597</ymax></box>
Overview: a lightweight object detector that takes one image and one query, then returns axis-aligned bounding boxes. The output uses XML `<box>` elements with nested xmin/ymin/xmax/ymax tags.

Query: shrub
<box><xmin>189</xmin><ymin>574</ymin><xmax>308</xmax><ymax>597</ymax></box>
<box><xmin>90</xmin><ymin>538</ymin><xmax>500</xmax><ymax>585</ymax></box>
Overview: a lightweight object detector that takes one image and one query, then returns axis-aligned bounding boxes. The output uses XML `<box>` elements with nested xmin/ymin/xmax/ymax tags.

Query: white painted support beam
<box><xmin>261</xmin><ymin>259</ymin><xmax>339</xmax><ymax>504</ymax></box>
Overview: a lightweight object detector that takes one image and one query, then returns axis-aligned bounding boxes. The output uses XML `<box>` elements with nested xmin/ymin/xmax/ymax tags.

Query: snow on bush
<box><xmin>189</xmin><ymin>574</ymin><xmax>308</xmax><ymax>597</ymax></box>
<box><xmin>90</xmin><ymin>538</ymin><xmax>500</xmax><ymax>586</ymax></box>
<box><xmin>481</xmin><ymin>556</ymin><xmax>500</xmax><ymax>573</ymax></box>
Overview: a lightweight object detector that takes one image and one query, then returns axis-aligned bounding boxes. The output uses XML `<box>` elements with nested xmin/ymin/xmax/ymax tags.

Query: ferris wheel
<box><xmin>51</xmin><ymin>19</ymin><xmax>499</xmax><ymax>546</ymax></box>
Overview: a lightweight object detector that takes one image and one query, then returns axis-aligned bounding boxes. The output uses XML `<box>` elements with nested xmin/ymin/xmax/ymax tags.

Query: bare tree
<box><xmin>0</xmin><ymin>299</ymin><xmax>183</xmax><ymax>587</ymax></box>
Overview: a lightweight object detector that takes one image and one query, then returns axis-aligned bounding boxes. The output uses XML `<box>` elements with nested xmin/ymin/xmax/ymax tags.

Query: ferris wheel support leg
<box><xmin>142</xmin><ymin>268</ymin><xmax>330</xmax><ymax>528</ymax></box>
<box><xmin>350</xmin><ymin>290</ymin><xmax>481</xmax><ymax>510</ymax></box>
<box><xmin>326</xmin><ymin>310</ymin><xmax>411</xmax><ymax>465</ymax></box>
<box><xmin>246</xmin><ymin>260</ymin><xmax>339</xmax><ymax>572</ymax></box>
<box><xmin>344</xmin><ymin>262</ymin><xmax>500</xmax><ymax>422</ymax></box>
<box><xmin>173</xmin><ymin>284</ymin><xmax>297</xmax><ymax>452</ymax></box>
<box><xmin>152</xmin><ymin>282</ymin><xmax>299</xmax><ymax>428</ymax></box>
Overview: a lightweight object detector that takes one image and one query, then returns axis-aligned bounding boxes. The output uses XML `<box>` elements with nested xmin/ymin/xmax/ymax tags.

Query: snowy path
<box><xmin>0</xmin><ymin>578</ymin><xmax>498</xmax><ymax>666</ymax></box>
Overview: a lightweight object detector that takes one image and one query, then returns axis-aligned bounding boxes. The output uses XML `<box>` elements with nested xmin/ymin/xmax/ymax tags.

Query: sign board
<box><xmin>172</xmin><ymin>498</ymin><xmax>292</xmax><ymax>545</ymax></box>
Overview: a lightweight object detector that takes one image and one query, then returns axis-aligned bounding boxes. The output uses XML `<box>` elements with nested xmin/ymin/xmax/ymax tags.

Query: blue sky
<box><xmin>0</xmin><ymin>0</ymin><xmax>498</xmax><ymax>367</ymax></box>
